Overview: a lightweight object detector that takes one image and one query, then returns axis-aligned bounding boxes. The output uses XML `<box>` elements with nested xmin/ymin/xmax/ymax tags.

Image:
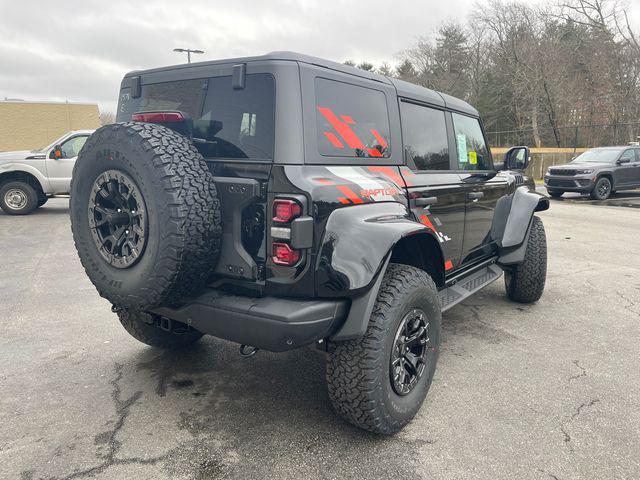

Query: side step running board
<box><xmin>438</xmin><ymin>264</ymin><xmax>503</xmax><ymax>312</ymax></box>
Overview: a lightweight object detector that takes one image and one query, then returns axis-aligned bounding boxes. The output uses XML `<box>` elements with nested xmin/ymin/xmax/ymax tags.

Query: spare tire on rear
<box><xmin>70</xmin><ymin>122</ymin><xmax>222</xmax><ymax>310</ymax></box>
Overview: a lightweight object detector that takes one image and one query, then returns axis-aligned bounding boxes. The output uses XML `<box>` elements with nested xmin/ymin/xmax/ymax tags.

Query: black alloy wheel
<box><xmin>88</xmin><ymin>169</ymin><xmax>147</xmax><ymax>269</ymax></box>
<box><xmin>591</xmin><ymin>177</ymin><xmax>612</xmax><ymax>200</ymax></box>
<box><xmin>390</xmin><ymin>308</ymin><xmax>432</xmax><ymax>396</ymax></box>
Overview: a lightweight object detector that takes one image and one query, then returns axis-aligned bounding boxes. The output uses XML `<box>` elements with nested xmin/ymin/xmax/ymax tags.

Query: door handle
<box><xmin>467</xmin><ymin>192</ymin><xmax>484</xmax><ymax>201</ymax></box>
<box><xmin>415</xmin><ymin>196</ymin><xmax>438</xmax><ymax>208</ymax></box>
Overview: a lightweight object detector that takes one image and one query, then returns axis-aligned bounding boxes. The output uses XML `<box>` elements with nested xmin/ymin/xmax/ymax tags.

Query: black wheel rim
<box><xmin>390</xmin><ymin>308</ymin><xmax>431</xmax><ymax>396</ymax></box>
<box><xmin>597</xmin><ymin>179</ymin><xmax>610</xmax><ymax>198</ymax></box>
<box><xmin>88</xmin><ymin>170</ymin><xmax>147</xmax><ymax>269</ymax></box>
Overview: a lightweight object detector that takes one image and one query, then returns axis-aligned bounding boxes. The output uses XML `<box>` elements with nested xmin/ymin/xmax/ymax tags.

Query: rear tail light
<box><xmin>132</xmin><ymin>111</ymin><xmax>184</xmax><ymax>123</ymax></box>
<box><xmin>272</xmin><ymin>242</ymin><xmax>300</xmax><ymax>266</ymax></box>
<box><xmin>273</xmin><ymin>199</ymin><xmax>302</xmax><ymax>223</ymax></box>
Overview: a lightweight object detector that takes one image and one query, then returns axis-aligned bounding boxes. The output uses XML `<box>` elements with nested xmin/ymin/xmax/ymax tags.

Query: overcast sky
<box><xmin>1</xmin><ymin>0</ymin><xmax>638</xmax><ymax>114</ymax></box>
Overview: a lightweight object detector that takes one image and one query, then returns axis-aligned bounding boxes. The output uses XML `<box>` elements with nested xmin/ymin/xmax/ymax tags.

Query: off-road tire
<box><xmin>118</xmin><ymin>310</ymin><xmax>203</xmax><ymax>349</ymax></box>
<box><xmin>547</xmin><ymin>189</ymin><xmax>563</xmax><ymax>198</ymax></box>
<box><xmin>504</xmin><ymin>216</ymin><xmax>547</xmax><ymax>303</ymax></box>
<box><xmin>70</xmin><ymin>122</ymin><xmax>222</xmax><ymax>310</ymax></box>
<box><xmin>590</xmin><ymin>176</ymin><xmax>612</xmax><ymax>200</ymax></box>
<box><xmin>0</xmin><ymin>180</ymin><xmax>38</xmax><ymax>215</ymax></box>
<box><xmin>326</xmin><ymin>263</ymin><xmax>441</xmax><ymax>435</ymax></box>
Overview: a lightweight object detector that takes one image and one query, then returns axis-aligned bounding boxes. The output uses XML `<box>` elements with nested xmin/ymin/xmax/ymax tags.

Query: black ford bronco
<box><xmin>70</xmin><ymin>52</ymin><xmax>549</xmax><ymax>434</ymax></box>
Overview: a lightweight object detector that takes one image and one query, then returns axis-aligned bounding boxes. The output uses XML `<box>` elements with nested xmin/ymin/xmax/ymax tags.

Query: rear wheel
<box><xmin>0</xmin><ymin>181</ymin><xmax>38</xmax><ymax>215</ymax></box>
<box><xmin>118</xmin><ymin>310</ymin><xmax>203</xmax><ymax>349</ymax></box>
<box><xmin>590</xmin><ymin>177</ymin><xmax>612</xmax><ymax>200</ymax></box>
<box><xmin>505</xmin><ymin>216</ymin><xmax>547</xmax><ymax>303</ymax></box>
<box><xmin>326</xmin><ymin>264</ymin><xmax>441</xmax><ymax>434</ymax></box>
<box><xmin>70</xmin><ymin>122</ymin><xmax>222</xmax><ymax>310</ymax></box>
<box><xmin>547</xmin><ymin>189</ymin><xmax>563</xmax><ymax>198</ymax></box>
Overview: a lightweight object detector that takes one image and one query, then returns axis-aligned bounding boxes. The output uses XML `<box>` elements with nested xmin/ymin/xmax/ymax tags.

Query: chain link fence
<box><xmin>487</xmin><ymin>122</ymin><xmax>640</xmax><ymax>149</ymax></box>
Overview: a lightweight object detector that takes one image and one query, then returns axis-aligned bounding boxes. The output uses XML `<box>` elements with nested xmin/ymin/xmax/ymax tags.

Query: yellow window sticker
<box><xmin>468</xmin><ymin>151</ymin><xmax>477</xmax><ymax>165</ymax></box>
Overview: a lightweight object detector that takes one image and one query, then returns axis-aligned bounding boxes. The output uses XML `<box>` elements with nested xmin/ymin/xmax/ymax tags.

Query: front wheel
<box><xmin>504</xmin><ymin>216</ymin><xmax>547</xmax><ymax>303</ymax></box>
<box><xmin>0</xmin><ymin>181</ymin><xmax>38</xmax><ymax>215</ymax></box>
<box><xmin>326</xmin><ymin>264</ymin><xmax>441</xmax><ymax>434</ymax></box>
<box><xmin>590</xmin><ymin>177</ymin><xmax>612</xmax><ymax>200</ymax></box>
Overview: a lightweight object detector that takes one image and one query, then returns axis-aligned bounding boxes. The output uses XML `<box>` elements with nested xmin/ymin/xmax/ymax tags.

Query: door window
<box><xmin>315</xmin><ymin>78</ymin><xmax>391</xmax><ymax>159</ymax></box>
<box><xmin>400</xmin><ymin>102</ymin><xmax>449</xmax><ymax>171</ymax></box>
<box><xmin>620</xmin><ymin>149</ymin><xmax>635</xmax><ymax>163</ymax></box>
<box><xmin>451</xmin><ymin>113</ymin><xmax>491</xmax><ymax>171</ymax></box>
<box><xmin>60</xmin><ymin>136</ymin><xmax>88</xmax><ymax>158</ymax></box>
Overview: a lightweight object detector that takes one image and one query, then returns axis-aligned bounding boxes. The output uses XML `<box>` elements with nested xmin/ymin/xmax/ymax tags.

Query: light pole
<box><xmin>173</xmin><ymin>48</ymin><xmax>204</xmax><ymax>64</ymax></box>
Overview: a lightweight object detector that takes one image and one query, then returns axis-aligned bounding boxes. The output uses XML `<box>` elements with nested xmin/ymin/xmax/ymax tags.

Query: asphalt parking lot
<box><xmin>1</xmin><ymin>194</ymin><xmax>639</xmax><ymax>480</ymax></box>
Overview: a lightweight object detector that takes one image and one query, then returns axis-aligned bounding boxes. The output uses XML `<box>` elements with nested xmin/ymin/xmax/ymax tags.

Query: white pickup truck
<box><xmin>0</xmin><ymin>130</ymin><xmax>94</xmax><ymax>215</ymax></box>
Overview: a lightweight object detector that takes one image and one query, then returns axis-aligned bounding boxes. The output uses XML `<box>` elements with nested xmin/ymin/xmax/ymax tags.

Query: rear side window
<box><xmin>400</xmin><ymin>102</ymin><xmax>449</xmax><ymax>170</ymax></box>
<box><xmin>315</xmin><ymin>78</ymin><xmax>391</xmax><ymax>158</ymax></box>
<box><xmin>118</xmin><ymin>74</ymin><xmax>275</xmax><ymax>160</ymax></box>
<box><xmin>451</xmin><ymin>113</ymin><xmax>491</xmax><ymax>171</ymax></box>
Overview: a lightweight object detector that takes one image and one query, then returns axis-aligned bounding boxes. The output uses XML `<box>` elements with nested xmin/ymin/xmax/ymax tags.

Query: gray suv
<box><xmin>544</xmin><ymin>146</ymin><xmax>640</xmax><ymax>200</ymax></box>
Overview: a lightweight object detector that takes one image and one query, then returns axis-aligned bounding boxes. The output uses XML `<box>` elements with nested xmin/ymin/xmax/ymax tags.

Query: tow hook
<box><xmin>239</xmin><ymin>344</ymin><xmax>258</xmax><ymax>358</ymax></box>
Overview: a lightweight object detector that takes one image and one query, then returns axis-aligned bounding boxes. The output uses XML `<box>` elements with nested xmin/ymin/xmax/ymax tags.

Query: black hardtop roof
<box><xmin>124</xmin><ymin>51</ymin><xmax>478</xmax><ymax>116</ymax></box>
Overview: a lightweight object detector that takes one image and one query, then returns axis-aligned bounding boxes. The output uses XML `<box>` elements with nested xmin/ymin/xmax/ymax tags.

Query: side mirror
<box><xmin>617</xmin><ymin>158</ymin><xmax>631</xmax><ymax>165</ymax></box>
<box><xmin>503</xmin><ymin>146</ymin><xmax>530</xmax><ymax>170</ymax></box>
<box><xmin>50</xmin><ymin>145</ymin><xmax>63</xmax><ymax>159</ymax></box>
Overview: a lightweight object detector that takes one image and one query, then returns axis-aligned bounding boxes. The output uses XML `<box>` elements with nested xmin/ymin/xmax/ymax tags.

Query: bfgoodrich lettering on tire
<box><xmin>326</xmin><ymin>263</ymin><xmax>441</xmax><ymax>434</ymax></box>
<box><xmin>70</xmin><ymin>122</ymin><xmax>222</xmax><ymax>310</ymax></box>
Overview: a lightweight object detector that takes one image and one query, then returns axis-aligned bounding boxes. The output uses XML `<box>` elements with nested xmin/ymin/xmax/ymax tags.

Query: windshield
<box><xmin>571</xmin><ymin>149</ymin><xmax>621</xmax><ymax>164</ymax></box>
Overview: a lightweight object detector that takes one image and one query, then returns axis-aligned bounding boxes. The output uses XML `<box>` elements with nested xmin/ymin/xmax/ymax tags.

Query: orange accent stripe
<box><xmin>317</xmin><ymin>106</ymin><xmax>365</xmax><ymax>150</ymax></box>
<box><xmin>419</xmin><ymin>214</ymin><xmax>436</xmax><ymax>231</ymax></box>
<box><xmin>314</xmin><ymin>177</ymin><xmax>335</xmax><ymax>185</ymax></box>
<box><xmin>370</xmin><ymin>129</ymin><xmax>388</xmax><ymax>148</ymax></box>
<box><xmin>337</xmin><ymin>185</ymin><xmax>364</xmax><ymax>204</ymax></box>
<box><xmin>367</xmin><ymin>166</ymin><xmax>406</xmax><ymax>187</ymax></box>
<box><xmin>368</xmin><ymin>148</ymin><xmax>383</xmax><ymax>157</ymax></box>
<box><xmin>445</xmin><ymin>260</ymin><xmax>454</xmax><ymax>270</ymax></box>
<box><xmin>338</xmin><ymin>197</ymin><xmax>350</xmax><ymax>204</ymax></box>
<box><xmin>341</xmin><ymin>115</ymin><xmax>355</xmax><ymax>124</ymax></box>
<box><xmin>323</xmin><ymin>131</ymin><xmax>344</xmax><ymax>148</ymax></box>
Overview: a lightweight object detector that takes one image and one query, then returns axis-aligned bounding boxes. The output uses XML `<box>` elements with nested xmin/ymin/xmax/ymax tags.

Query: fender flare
<box><xmin>317</xmin><ymin>202</ymin><xmax>445</xmax><ymax>341</ymax></box>
<box><xmin>0</xmin><ymin>163</ymin><xmax>51</xmax><ymax>194</ymax></box>
<box><xmin>497</xmin><ymin>186</ymin><xmax>548</xmax><ymax>265</ymax></box>
<box><xmin>316</xmin><ymin>202</ymin><xmax>444</xmax><ymax>297</ymax></box>
<box><xmin>500</xmin><ymin>186</ymin><xmax>548</xmax><ymax>248</ymax></box>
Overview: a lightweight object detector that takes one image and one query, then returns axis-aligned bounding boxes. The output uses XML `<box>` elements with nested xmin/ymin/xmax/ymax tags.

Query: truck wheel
<box><xmin>0</xmin><ymin>181</ymin><xmax>38</xmax><ymax>215</ymax></box>
<box><xmin>37</xmin><ymin>195</ymin><xmax>49</xmax><ymax>208</ymax></box>
<box><xmin>504</xmin><ymin>216</ymin><xmax>547</xmax><ymax>303</ymax></box>
<box><xmin>326</xmin><ymin>263</ymin><xmax>441</xmax><ymax>434</ymax></box>
<box><xmin>547</xmin><ymin>189</ymin><xmax>563</xmax><ymax>198</ymax></box>
<box><xmin>590</xmin><ymin>177</ymin><xmax>611</xmax><ymax>200</ymax></box>
<box><xmin>70</xmin><ymin>122</ymin><xmax>222</xmax><ymax>310</ymax></box>
<box><xmin>118</xmin><ymin>310</ymin><xmax>203</xmax><ymax>349</ymax></box>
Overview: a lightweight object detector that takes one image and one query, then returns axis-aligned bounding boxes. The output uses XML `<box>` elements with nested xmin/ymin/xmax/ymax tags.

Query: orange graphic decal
<box><xmin>323</xmin><ymin>132</ymin><xmax>344</xmax><ymax>148</ymax></box>
<box><xmin>341</xmin><ymin>115</ymin><xmax>355</xmax><ymax>124</ymax></box>
<box><xmin>444</xmin><ymin>260</ymin><xmax>454</xmax><ymax>270</ymax></box>
<box><xmin>360</xmin><ymin>188</ymin><xmax>399</xmax><ymax>198</ymax></box>
<box><xmin>367</xmin><ymin>166</ymin><xmax>406</xmax><ymax>187</ymax></box>
<box><xmin>337</xmin><ymin>185</ymin><xmax>364</xmax><ymax>204</ymax></box>
<box><xmin>370</xmin><ymin>129</ymin><xmax>388</xmax><ymax>148</ymax></box>
<box><xmin>317</xmin><ymin>106</ymin><xmax>365</xmax><ymax>150</ymax></box>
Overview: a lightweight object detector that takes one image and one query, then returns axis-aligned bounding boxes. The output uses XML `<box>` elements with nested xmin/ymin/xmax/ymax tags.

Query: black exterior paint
<box><xmin>115</xmin><ymin>51</ymin><xmax>547</xmax><ymax>351</ymax></box>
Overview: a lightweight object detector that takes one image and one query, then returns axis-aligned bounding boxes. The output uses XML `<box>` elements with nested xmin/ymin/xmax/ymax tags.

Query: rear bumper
<box><xmin>152</xmin><ymin>289</ymin><xmax>349</xmax><ymax>352</ymax></box>
<box><xmin>544</xmin><ymin>175</ymin><xmax>594</xmax><ymax>192</ymax></box>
